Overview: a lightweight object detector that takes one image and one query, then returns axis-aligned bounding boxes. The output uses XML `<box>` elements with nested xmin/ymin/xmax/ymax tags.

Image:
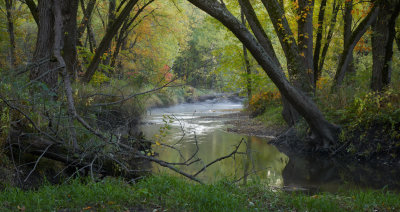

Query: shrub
<box><xmin>247</xmin><ymin>91</ymin><xmax>281</xmax><ymax>117</ymax></box>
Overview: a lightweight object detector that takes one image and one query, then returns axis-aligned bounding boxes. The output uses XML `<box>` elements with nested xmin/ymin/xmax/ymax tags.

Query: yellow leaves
<box><xmin>156</xmin><ymin>141</ymin><xmax>161</xmax><ymax>146</ymax></box>
<box><xmin>17</xmin><ymin>205</ymin><xmax>26</xmax><ymax>211</ymax></box>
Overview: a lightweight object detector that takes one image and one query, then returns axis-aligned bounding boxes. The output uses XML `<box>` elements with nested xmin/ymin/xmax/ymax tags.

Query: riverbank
<box><xmin>1</xmin><ymin>175</ymin><xmax>399</xmax><ymax>211</ymax></box>
<box><xmin>221</xmin><ymin>111</ymin><xmax>286</xmax><ymax>139</ymax></box>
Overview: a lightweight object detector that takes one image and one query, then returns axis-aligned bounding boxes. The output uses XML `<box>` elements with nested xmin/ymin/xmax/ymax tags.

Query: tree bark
<box><xmin>5</xmin><ymin>0</ymin><xmax>17</xmax><ymax>69</ymax></box>
<box><xmin>61</xmin><ymin>0</ymin><xmax>79</xmax><ymax>80</ymax></box>
<box><xmin>344</xmin><ymin>0</ymin><xmax>355</xmax><ymax>75</ymax></box>
<box><xmin>240</xmin><ymin>9</ymin><xmax>252</xmax><ymax>99</ymax></box>
<box><xmin>25</xmin><ymin>0</ymin><xmax>39</xmax><ymax>25</ymax></box>
<box><xmin>318</xmin><ymin>0</ymin><xmax>339</xmax><ymax>74</ymax></box>
<box><xmin>333</xmin><ymin>6</ymin><xmax>379</xmax><ymax>88</ymax></box>
<box><xmin>30</xmin><ymin>0</ymin><xmax>58</xmax><ymax>89</ymax></box>
<box><xmin>260</xmin><ymin>0</ymin><xmax>313</xmax><ymax>93</ymax></box>
<box><xmin>83</xmin><ymin>0</ymin><xmax>139</xmax><ymax>83</ymax></box>
<box><xmin>187</xmin><ymin>0</ymin><xmax>340</xmax><ymax>148</ymax></box>
<box><xmin>77</xmin><ymin>0</ymin><xmax>97</xmax><ymax>42</ymax></box>
<box><xmin>371</xmin><ymin>1</ymin><xmax>400</xmax><ymax>91</ymax></box>
<box><xmin>313</xmin><ymin>0</ymin><xmax>328</xmax><ymax>86</ymax></box>
<box><xmin>297</xmin><ymin>0</ymin><xmax>315</xmax><ymax>85</ymax></box>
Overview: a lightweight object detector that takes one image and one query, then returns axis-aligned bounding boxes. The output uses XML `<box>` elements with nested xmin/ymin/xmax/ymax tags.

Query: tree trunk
<box><xmin>25</xmin><ymin>0</ymin><xmax>39</xmax><ymax>25</ymax></box>
<box><xmin>261</xmin><ymin>0</ymin><xmax>313</xmax><ymax>93</ymax></box>
<box><xmin>238</xmin><ymin>0</ymin><xmax>299</xmax><ymax>125</ymax></box>
<box><xmin>30</xmin><ymin>0</ymin><xmax>58</xmax><ymax>90</ymax></box>
<box><xmin>344</xmin><ymin>0</ymin><xmax>355</xmax><ymax>75</ymax></box>
<box><xmin>240</xmin><ymin>9</ymin><xmax>252</xmax><ymax>99</ymax></box>
<box><xmin>318</xmin><ymin>0</ymin><xmax>339</xmax><ymax>74</ymax></box>
<box><xmin>83</xmin><ymin>0</ymin><xmax>139</xmax><ymax>83</ymax></box>
<box><xmin>103</xmin><ymin>0</ymin><xmax>117</xmax><ymax>66</ymax></box>
<box><xmin>187</xmin><ymin>0</ymin><xmax>340</xmax><ymax>148</ymax></box>
<box><xmin>313</xmin><ymin>0</ymin><xmax>328</xmax><ymax>86</ymax></box>
<box><xmin>77</xmin><ymin>0</ymin><xmax>97</xmax><ymax>42</ymax></box>
<box><xmin>371</xmin><ymin>1</ymin><xmax>400</xmax><ymax>91</ymax></box>
<box><xmin>5</xmin><ymin>0</ymin><xmax>17</xmax><ymax>69</ymax></box>
<box><xmin>62</xmin><ymin>0</ymin><xmax>79</xmax><ymax>80</ymax></box>
<box><xmin>333</xmin><ymin>6</ymin><xmax>379</xmax><ymax>88</ymax></box>
<box><xmin>297</xmin><ymin>0</ymin><xmax>315</xmax><ymax>86</ymax></box>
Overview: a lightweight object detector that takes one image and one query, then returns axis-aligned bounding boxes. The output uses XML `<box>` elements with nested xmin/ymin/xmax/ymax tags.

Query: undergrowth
<box><xmin>0</xmin><ymin>175</ymin><xmax>399</xmax><ymax>212</ymax></box>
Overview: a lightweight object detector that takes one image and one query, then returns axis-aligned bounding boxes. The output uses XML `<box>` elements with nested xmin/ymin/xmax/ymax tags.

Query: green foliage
<box><xmin>338</xmin><ymin>90</ymin><xmax>400</xmax><ymax>132</ymax></box>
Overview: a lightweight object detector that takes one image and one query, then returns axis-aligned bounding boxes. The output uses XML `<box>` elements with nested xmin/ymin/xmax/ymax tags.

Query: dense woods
<box><xmin>1</xmin><ymin>0</ymin><xmax>400</xmax><ymax>210</ymax></box>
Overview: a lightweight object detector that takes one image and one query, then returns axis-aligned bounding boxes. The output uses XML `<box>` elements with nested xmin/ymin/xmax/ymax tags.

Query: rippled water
<box><xmin>141</xmin><ymin>99</ymin><xmax>400</xmax><ymax>192</ymax></box>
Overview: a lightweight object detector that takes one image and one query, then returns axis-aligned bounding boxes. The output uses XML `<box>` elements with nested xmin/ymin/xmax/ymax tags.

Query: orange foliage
<box><xmin>248</xmin><ymin>91</ymin><xmax>281</xmax><ymax>115</ymax></box>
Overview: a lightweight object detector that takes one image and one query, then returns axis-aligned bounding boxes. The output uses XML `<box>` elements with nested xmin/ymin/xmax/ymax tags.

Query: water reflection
<box><xmin>141</xmin><ymin>100</ymin><xmax>400</xmax><ymax>192</ymax></box>
<box><xmin>282</xmin><ymin>155</ymin><xmax>400</xmax><ymax>192</ymax></box>
<box><xmin>141</xmin><ymin>100</ymin><xmax>289</xmax><ymax>186</ymax></box>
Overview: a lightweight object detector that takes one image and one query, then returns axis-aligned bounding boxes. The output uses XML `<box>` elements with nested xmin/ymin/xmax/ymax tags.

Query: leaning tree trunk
<box><xmin>240</xmin><ymin>9</ymin><xmax>252</xmax><ymax>99</ymax></box>
<box><xmin>187</xmin><ymin>0</ymin><xmax>340</xmax><ymax>148</ymax></box>
<box><xmin>238</xmin><ymin>0</ymin><xmax>299</xmax><ymax>126</ymax></box>
<box><xmin>371</xmin><ymin>1</ymin><xmax>400</xmax><ymax>91</ymax></box>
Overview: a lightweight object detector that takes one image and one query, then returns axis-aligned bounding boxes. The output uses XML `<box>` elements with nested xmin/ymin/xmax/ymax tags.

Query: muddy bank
<box><xmin>204</xmin><ymin>111</ymin><xmax>286</xmax><ymax>138</ymax></box>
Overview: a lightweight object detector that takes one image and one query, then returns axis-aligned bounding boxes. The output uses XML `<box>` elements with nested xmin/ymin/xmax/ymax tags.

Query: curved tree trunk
<box><xmin>187</xmin><ymin>0</ymin><xmax>340</xmax><ymax>148</ymax></box>
<box><xmin>25</xmin><ymin>0</ymin><xmax>39</xmax><ymax>25</ymax></box>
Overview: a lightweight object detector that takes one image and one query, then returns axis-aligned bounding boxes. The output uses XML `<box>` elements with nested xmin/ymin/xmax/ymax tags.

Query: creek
<box><xmin>140</xmin><ymin>98</ymin><xmax>400</xmax><ymax>192</ymax></box>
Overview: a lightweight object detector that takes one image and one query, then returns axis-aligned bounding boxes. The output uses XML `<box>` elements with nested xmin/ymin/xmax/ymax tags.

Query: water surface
<box><xmin>141</xmin><ymin>99</ymin><xmax>400</xmax><ymax>192</ymax></box>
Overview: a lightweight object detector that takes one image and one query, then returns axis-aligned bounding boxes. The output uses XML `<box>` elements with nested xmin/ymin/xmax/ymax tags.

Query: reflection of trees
<box><xmin>282</xmin><ymin>156</ymin><xmax>400</xmax><ymax>191</ymax></box>
<box><xmin>241</xmin><ymin>136</ymin><xmax>289</xmax><ymax>186</ymax></box>
<box><xmin>149</xmin><ymin>125</ymin><xmax>289</xmax><ymax>185</ymax></box>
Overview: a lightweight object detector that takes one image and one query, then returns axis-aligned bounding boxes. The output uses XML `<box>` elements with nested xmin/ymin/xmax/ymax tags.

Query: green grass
<box><xmin>1</xmin><ymin>175</ymin><xmax>399</xmax><ymax>212</ymax></box>
<box><xmin>256</xmin><ymin>104</ymin><xmax>286</xmax><ymax>128</ymax></box>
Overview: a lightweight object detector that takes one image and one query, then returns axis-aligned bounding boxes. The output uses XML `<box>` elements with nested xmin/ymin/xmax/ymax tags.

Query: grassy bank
<box><xmin>1</xmin><ymin>175</ymin><xmax>399</xmax><ymax>211</ymax></box>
